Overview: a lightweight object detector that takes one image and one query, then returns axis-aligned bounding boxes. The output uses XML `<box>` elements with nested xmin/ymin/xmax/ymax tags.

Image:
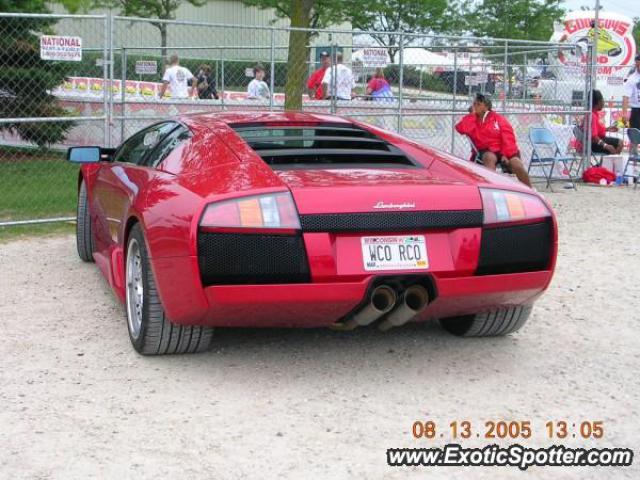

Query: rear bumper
<box><xmin>152</xmin><ymin>254</ymin><xmax>553</xmax><ymax>327</ymax></box>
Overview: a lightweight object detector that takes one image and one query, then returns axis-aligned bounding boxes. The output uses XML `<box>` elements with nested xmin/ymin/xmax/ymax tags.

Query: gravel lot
<box><xmin>1</xmin><ymin>186</ymin><xmax>638</xmax><ymax>479</ymax></box>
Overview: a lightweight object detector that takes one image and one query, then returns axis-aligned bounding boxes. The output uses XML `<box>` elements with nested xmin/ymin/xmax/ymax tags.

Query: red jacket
<box><xmin>455</xmin><ymin>110</ymin><xmax>519</xmax><ymax>158</ymax></box>
<box><xmin>576</xmin><ymin>111</ymin><xmax>606</xmax><ymax>152</ymax></box>
<box><xmin>307</xmin><ymin>67</ymin><xmax>328</xmax><ymax>99</ymax></box>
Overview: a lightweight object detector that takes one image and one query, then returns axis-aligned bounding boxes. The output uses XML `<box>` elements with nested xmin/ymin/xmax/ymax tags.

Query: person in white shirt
<box><xmin>247</xmin><ymin>64</ymin><xmax>270</xmax><ymax>100</ymax></box>
<box><xmin>321</xmin><ymin>52</ymin><xmax>355</xmax><ymax>101</ymax></box>
<box><xmin>622</xmin><ymin>54</ymin><xmax>640</xmax><ymax>154</ymax></box>
<box><xmin>158</xmin><ymin>55</ymin><xmax>194</xmax><ymax>99</ymax></box>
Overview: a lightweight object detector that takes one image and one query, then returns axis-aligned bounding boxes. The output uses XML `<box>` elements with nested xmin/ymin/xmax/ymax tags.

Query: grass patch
<box><xmin>0</xmin><ymin>221</ymin><xmax>75</xmax><ymax>243</ymax></box>
<box><xmin>0</xmin><ymin>146</ymin><xmax>79</xmax><ymax>222</ymax></box>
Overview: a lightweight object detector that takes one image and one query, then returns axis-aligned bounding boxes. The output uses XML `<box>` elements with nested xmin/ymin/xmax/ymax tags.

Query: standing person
<box><xmin>321</xmin><ymin>52</ymin><xmax>355</xmax><ymax>101</ymax></box>
<box><xmin>581</xmin><ymin>89</ymin><xmax>623</xmax><ymax>155</ymax></box>
<box><xmin>195</xmin><ymin>64</ymin><xmax>219</xmax><ymax>100</ymax></box>
<box><xmin>247</xmin><ymin>63</ymin><xmax>270</xmax><ymax>99</ymax></box>
<box><xmin>366</xmin><ymin>67</ymin><xmax>393</xmax><ymax>101</ymax></box>
<box><xmin>307</xmin><ymin>51</ymin><xmax>330</xmax><ymax>100</ymax></box>
<box><xmin>158</xmin><ymin>54</ymin><xmax>194</xmax><ymax>99</ymax></box>
<box><xmin>455</xmin><ymin>93</ymin><xmax>532</xmax><ymax>187</ymax></box>
<box><xmin>622</xmin><ymin>54</ymin><xmax>640</xmax><ymax>154</ymax></box>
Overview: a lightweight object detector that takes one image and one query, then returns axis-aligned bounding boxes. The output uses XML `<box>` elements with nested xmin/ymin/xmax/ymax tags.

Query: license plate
<box><xmin>361</xmin><ymin>235</ymin><xmax>429</xmax><ymax>271</ymax></box>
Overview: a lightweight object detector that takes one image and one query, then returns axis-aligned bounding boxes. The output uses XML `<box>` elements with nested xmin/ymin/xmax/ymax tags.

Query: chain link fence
<box><xmin>1</xmin><ymin>12</ymin><xmax>593</xmax><ymax>226</ymax></box>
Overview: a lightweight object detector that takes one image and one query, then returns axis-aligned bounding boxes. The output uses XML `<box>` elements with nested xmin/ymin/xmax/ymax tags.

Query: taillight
<box><xmin>200</xmin><ymin>192</ymin><xmax>301</xmax><ymax>233</ymax></box>
<box><xmin>480</xmin><ymin>188</ymin><xmax>551</xmax><ymax>226</ymax></box>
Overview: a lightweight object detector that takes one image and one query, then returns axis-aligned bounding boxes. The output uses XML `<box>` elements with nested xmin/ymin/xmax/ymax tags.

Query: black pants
<box><xmin>592</xmin><ymin>137</ymin><xmax>621</xmax><ymax>153</ymax></box>
<box><xmin>630</xmin><ymin>108</ymin><xmax>640</xmax><ymax>130</ymax></box>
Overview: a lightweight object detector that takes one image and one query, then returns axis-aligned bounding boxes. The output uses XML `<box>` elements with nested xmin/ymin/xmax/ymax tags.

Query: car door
<box><xmin>92</xmin><ymin>122</ymin><xmax>177</xmax><ymax>260</ymax></box>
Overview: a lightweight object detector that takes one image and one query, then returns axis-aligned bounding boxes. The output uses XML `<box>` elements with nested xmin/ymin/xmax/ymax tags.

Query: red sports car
<box><xmin>68</xmin><ymin>111</ymin><xmax>557</xmax><ymax>355</ymax></box>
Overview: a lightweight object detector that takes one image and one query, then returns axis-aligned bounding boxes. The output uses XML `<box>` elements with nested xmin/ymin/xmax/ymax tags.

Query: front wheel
<box><xmin>439</xmin><ymin>305</ymin><xmax>532</xmax><ymax>337</ymax></box>
<box><xmin>76</xmin><ymin>180</ymin><xmax>95</xmax><ymax>262</ymax></box>
<box><xmin>125</xmin><ymin>224</ymin><xmax>213</xmax><ymax>355</ymax></box>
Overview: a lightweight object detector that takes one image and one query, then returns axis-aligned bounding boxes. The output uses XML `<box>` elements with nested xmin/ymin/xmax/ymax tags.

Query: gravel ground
<box><xmin>0</xmin><ymin>186</ymin><xmax>638</xmax><ymax>479</ymax></box>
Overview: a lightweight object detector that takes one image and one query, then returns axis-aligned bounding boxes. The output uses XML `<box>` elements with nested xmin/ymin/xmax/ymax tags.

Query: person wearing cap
<box><xmin>307</xmin><ymin>52</ymin><xmax>331</xmax><ymax>100</ymax></box>
<box><xmin>455</xmin><ymin>93</ymin><xmax>532</xmax><ymax>187</ymax></box>
<box><xmin>247</xmin><ymin>63</ymin><xmax>270</xmax><ymax>99</ymax></box>
<box><xmin>622</xmin><ymin>54</ymin><xmax>640</xmax><ymax>154</ymax></box>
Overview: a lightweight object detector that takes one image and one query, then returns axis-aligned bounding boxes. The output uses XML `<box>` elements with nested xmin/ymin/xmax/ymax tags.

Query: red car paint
<box><xmin>79</xmin><ymin>111</ymin><xmax>558</xmax><ymax>327</ymax></box>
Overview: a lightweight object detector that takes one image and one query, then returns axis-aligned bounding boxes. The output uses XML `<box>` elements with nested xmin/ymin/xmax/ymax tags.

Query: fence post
<box><xmin>102</xmin><ymin>14</ymin><xmax>109</xmax><ymax>147</ymax></box>
<box><xmin>269</xmin><ymin>29</ymin><xmax>275</xmax><ymax>110</ymax></box>
<box><xmin>584</xmin><ymin>42</ymin><xmax>594</xmax><ymax>174</ymax></box>
<box><xmin>502</xmin><ymin>41</ymin><xmax>508</xmax><ymax>111</ymax></box>
<box><xmin>397</xmin><ymin>34</ymin><xmax>404</xmax><ymax>134</ymax></box>
<box><xmin>330</xmin><ymin>42</ymin><xmax>336</xmax><ymax>114</ymax></box>
<box><xmin>221</xmin><ymin>57</ymin><xmax>225</xmax><ymax>110</ymax></box>
<box><xmin>451</xmin><ymin>46</ymin><xmax>458</xmax><ymax>154</ymax></box>
<box><xmin>120</xmin><ymin>47</ymin><xmax>127</xmax><ymax>144</ymax></box>
<box><xmin>522</xmin><ymin>53</ymin><xmax>527</xmax><ymax>101</ymax></box>
<box><xmin>108</xmin><ymin>8</ymin><xmax>115</xmax><ymax>147</ymax></box>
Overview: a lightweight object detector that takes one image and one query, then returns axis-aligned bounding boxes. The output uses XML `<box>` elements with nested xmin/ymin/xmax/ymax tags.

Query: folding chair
<box><xmin>528</xmin><ymin>127</ymin><xmax>577</xmax><ymax>190</ymax></box>
<box><xmin>463</xmin><ymin>135</ymin><xmax>503</xmax><ymax>172</ymax></box>
<box><xmin>624</xmin><ymin>128</ymin><xmax>640</xmax><ymax>189</ymax></box>
<box><xmin>463</xmin><ymin>135</ymin><xmax>482</xmax><ymax>164</ymax></box>
<box><xmin>572</xmin><ymin>125</ymin><xmax>606</xmax><ymax>168</ymax></box>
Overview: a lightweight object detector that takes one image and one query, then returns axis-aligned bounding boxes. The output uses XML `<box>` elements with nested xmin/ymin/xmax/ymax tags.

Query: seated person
<box><xmin>366</xmin><ymin>68</ymin><xmax>393</xmax><ymax>101</ymax></box>
<box><xmin>455</xmin><ymin>93</ymin><xmax>532</xmax><ymax>187</ymax></box>
<box><xmin>582</xmin><ymin>89</ymin><xmax>623</xmax><ymax>155</ymax></box>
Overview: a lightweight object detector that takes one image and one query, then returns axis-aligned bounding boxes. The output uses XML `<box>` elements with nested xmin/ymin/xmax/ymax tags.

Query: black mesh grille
<box><xmin>476</xmin><ymin>220</ymin><xmax>552</xmax><ymax>275</ymax></box>
<box><xmin>198</xmin><ymin>233</ymin><xmax>310</xmax><ymax>285</ymax></box>
<box><xmin>300</xmin><ymin>210</ymin><xmax>483</xmax><ymax>232</ymax></box>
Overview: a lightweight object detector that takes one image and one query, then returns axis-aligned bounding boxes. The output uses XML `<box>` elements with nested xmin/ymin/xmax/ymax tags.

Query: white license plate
<box><xmin>361</xmin><ymin>235</ymin><xmax>429</xmax><ymax>271</ymax></box>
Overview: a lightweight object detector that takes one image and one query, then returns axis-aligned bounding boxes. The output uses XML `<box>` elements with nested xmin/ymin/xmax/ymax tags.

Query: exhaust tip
<box><xmin>378</xmin><ymin>285</ymin><xmax>429</xmax><ymax>331</ymax></box>
<box><xmin>404</xmin><ymin>285</ymin><xmax>429</xmax><ymax>312</ymax></box>
<box><xmin>371</xmin><ymin>285</ymin><xmax>397</xmax><ymax>314</ymax></box>
<box><xmin>341</xmin><ymin>285</ymin><xmax>397</xmax><ymax>329</ymax></box>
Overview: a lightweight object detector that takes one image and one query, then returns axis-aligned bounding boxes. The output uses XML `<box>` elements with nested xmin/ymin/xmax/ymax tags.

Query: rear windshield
<box><xmin>232</xmin><ymin>123</ymin><xmax>417</xmax><ymax>169</ymax></box>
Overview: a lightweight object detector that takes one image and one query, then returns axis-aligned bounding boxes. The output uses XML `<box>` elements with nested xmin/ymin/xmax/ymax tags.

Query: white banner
<box><xmin>40</xmin><ymin>35</ymin><xmax>82</xmax><ymax>62</ymax></box>
<box><xmin>361</xmin><ymin>48</ymin><xmax>388</xmax><ymax>67</ymax></box>
<box><xmin>135</xmin><ymin>60</ymin><xmax>158</xmax><ymax>75</ymax></box>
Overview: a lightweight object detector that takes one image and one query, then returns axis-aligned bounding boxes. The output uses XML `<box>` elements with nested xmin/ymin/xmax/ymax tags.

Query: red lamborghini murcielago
<box><xmin>68</xmin><ymin>111</ymin><xmax>557</xmax><ymax>355</ymax></box>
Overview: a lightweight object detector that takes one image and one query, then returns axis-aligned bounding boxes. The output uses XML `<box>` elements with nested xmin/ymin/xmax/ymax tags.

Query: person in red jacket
<box><xmin>455</xmin><ymin>93</ymin><xmax>532</xmax><ymax>187</ymax></box>
<box><xmin>586</xmin><ymin>89</ymin><xmax>623</xmax><ymax>154</ymax></box>
<box><xmin>307</xmin><ymin>52</ymin><xmax>331</xmax><ymax>100</ymax></box>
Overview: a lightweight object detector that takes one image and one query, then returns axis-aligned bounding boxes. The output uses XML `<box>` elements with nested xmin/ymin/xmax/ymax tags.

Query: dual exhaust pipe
<box><xmin>338</xmin><ymin>284</ymin><xmax>429</xmax><ymax>331</ymax></box>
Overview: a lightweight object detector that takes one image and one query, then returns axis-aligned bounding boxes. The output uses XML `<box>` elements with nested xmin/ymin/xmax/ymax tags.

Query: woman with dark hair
<box><xmin>195</xmin><ymin>64</ymin><xmax>219</xmax><ymax>100</ymax></box>
<box><xmin>586</xmin><ymin>89</ymin><xmax>622</xmax><ymax>154</ymax></box>
<box><xmin>455</xmin><ymin>93</ymin><xmax>532</xmax><ymax>187</ymax></box>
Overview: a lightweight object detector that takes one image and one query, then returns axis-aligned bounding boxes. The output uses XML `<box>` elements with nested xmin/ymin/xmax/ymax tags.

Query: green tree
<box><xmin>0</xmin><ymin>0</ymin><xmax>73</xmax><ymax>146</ymax></box>
<box><xmin>242</xmin><ymin>0</ymin><xmax>345</xmax><ymax>110</ymax></box>
<box><xmin>347</xmin><ymin>0</ymin><xmax>451</xmax><ymax>63</ymax></box>
<box><xmin>92</xmin><ymin>1</ymin><xmax>207</xmax><ymax>58</ymax></box>
<box><xmin>465</xmin><ymin>0</ymin><xmax>564</xmax><ymax>41</ymax></box>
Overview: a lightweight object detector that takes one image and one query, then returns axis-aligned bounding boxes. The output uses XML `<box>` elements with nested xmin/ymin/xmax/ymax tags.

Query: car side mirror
<box><xmin>67</xmin><ymin>146</ymin><xmax>102</xmax><ymax>163</ymax></box>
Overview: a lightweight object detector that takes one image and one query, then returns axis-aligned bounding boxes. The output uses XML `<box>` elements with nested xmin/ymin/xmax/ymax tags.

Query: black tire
<box><xmin>439</xmin><ymin>305</ymin><xmax>532</xmax><ymax>337</ymax></box>
<box><xmin>76</xmin><ymin>180</ymin><xmax>95</xmax><ymax>262</ymax></box>
<box><xmin>125</xmin><ymin>223</ymin><xmax>213</xmax><ymax>355</ymax></box>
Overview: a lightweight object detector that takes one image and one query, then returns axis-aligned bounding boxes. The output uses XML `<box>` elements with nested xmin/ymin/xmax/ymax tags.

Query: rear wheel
<box><xmin>125</xmin><ymin>224</ymin><xmax>213</xmax><ymax>355</ymax></box>
<box><xmin>439</xmin><ymin>305</ymin><xmax>532</xmax><ymax>337</ymax></box>
<box><xmin>76</xmin><ymin>180</ymin><xmax>95</xmax><ymax>262</ymax></box>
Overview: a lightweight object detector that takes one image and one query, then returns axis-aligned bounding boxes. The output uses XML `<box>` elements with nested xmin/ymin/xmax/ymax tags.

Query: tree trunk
<box><xmin>284</xmin><ymin>0</ymin><xmax>313</xmax><ymax>110</ymax></box>
<box><xmin>159</xmin><ymin>24</ymin><xmax>168</xmax><ymax>60</ymax></box>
